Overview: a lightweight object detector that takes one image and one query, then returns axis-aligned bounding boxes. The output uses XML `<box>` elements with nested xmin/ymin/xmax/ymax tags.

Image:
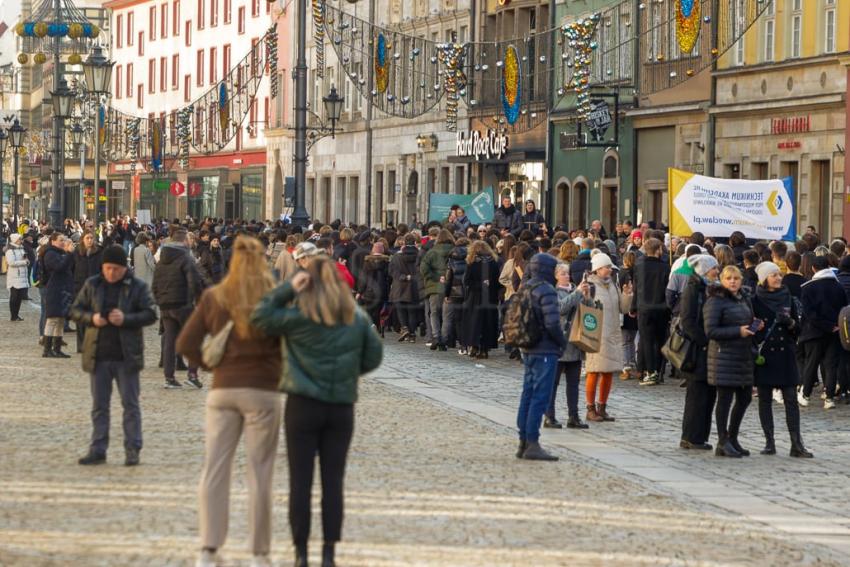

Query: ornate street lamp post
<box><xmin>9</xmin><ymin>120</ymin><xmax>27</xmax><ymax>223</ymax></box>
<box><xmin>50</xmin><ymin>78</ymin><xmax>75</xmax><ymax>224</ymax></box>
<box><xmin>82</xmin><ymin>46</ymin><xmax>113</xmax><ymax>223</ymax></box>
<box><xmin>322</xmin><ymin>85</ymin><xmax>344</xmax><ymax>139</ymax></box>
<box><xmin>0</xmin><ymin>129</ymin><xmax>8</xmax><ymax>228</ymax></box>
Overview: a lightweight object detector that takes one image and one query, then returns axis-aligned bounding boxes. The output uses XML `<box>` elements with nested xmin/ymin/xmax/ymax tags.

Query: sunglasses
<box><xmin>478</xmin><ymin>229</ymin><xmax>487</xmax><ymax>233</ymax></box>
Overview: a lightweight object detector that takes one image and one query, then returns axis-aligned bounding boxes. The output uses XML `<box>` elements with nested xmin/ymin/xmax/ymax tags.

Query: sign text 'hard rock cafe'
<box><xmin>456</xmin><ymin>129</ymin><xmax>509</xmax><ymax>161</ymax></box>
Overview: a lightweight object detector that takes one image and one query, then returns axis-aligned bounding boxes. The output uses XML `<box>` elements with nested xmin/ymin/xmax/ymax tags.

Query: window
<box><xmin>210</xmin><ymin>0</ymin><xmax>218</xmax><ymax>26</ymax></box>
<box><xmin>184</xmin><ymin>74</ymin><xmax>191</xmax><ymax>102</ymax></box>
<box><xmin>825</xmin><ymin>3</ymin><xmax>836</xmax><ymax>53</ymax></box>
<box><xmin>209</xmin><ymin>47</ymin><xmax>217</xmax><ymax>84</ymax></box>
<box><xmin>115</xmin><ymin>64</ymin><xmax>123</xmax><ymax>98</ymax></box>
<box><xmin>149</xmin><ymin>6</ymin><xmax>156</xmax><ymax>40</ymax></box>
<box><xmin>251</xmin><ymin>0</ymin><xmax>259</xmax><ymax>17</ymax></box>
<box><xmin>197</xmin><ymin>0</ymin><xmax>205</xmax><ymax>29</ymax></box>
<box><xmin>137</xmin><ymin>84</ymin><xmax>144</xmax><ymax>108</ymax></box>
<box><xmin>185</xmin><ymin>20</ymin><xmax>191</xmax><ymax>46</ymax></box>
<box><xmin>127</xmin><ymin>63</ymin><xmax>133</xmax><ymax>98</ymax></box>
<box><xmin>459</xmin><ymin>25</ymin><xmax>467</xmax><ymax>43</ymax></box>
<box><xmin>127</xmin><ymin>12</ymin><xmax>134</xmax><ymax>45</ymax></box>
<box><xmin>160</xmin><ymin>56</ymin><xmax>167</xmax><ymax>91</ymax></box>
<box><xmin>238</xmin><ymin>7</ymin><xmax>245</xmax><ymax>33</ymax></box>
<box><xmin>172</xmin><ymin>54</ymin><xmax>180</xmax><ymax>89</ymax></box>
<box><xmin>173</xmin><ymin>0</ymin><xmax>180</xmax><ymax>35</ymax></box>
<box><xmin>792</xmin><ymin>0</ymin><xmax>802</xmax><ymax>9</ymax></box>
<box><xmin>197</xmin><ymin>49</ymin><xmax>205</xmax><ymax>86</ymax></box>
<box><xmin>791</xmin><ymin>14</ymin><xmax>801</xmax><ymax>58</ymax></box>
<box><xmin>116</xmin><ymin>14</ymin><xmax>123</xmax><ymax>47</ymax></box>
<box><xmin>161</xmin><ymin>3</ymin><xmax>168</xmax><ymax>38</ymax></box>
<box><xmin>764</xmin><ymin>19</ymin><xmax>775</xmax><ymax>62</ymax></box>
<box><xmin>251</xmin><ymin>37</ymin><xmax>259</xmax><ymax>77</ymax></box>
<box><xmin>224</xmin><ymin>0</ymin><xmax>231</xmax><ymax>23</ymax></box>
<box><xmin>249</xmin><ymin>99</ymin><xmax>257</xmax><ymax>137</ymax></box>
<box><xmin>734</xmin><ymin>0</ymin><xmax>745</xmax><ymax>65</ymax></box>
<box><xmin>223</xmin><ymin>44</ymin><xmax>231</xmax><ymax>77</ymax></box>
<box><xmin>148</xmin><ymin>59</ymin><xmax>155</xmax><ymax>93</ymax></box>
<box><xmin>138</xmin><ymin>32</ymin><xmax>144</xmax><ymax>56</ymax></box>
<box><xmin>264</xmin><ymin>96</ymin><xmax>269</xmax><ymax>131</ymax></box>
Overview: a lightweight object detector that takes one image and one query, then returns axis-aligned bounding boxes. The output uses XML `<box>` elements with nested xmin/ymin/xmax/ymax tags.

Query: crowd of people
<box><xmin>3</xmin><ymin>199</ymin><xmax>849</xmax><ymax>562</ymax></box>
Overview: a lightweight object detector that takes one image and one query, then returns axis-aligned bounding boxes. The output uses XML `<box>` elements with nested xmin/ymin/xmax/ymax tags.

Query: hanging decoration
<box><xmin>561</xmin><ymin>14</ymin><xmax>601</xmax><ymax>120</ymax></box>
<box><xmin>177</xmin><ymin>107</ymin><xmax>192</xmax><ymax>169</ymax></box>
<box><xmin>126</xmin><ymin>118</ymin><xmax>140</xmax><ymax>176</ymax></box>
<box><xmin>374</xmin><ymin>33</ymin><xmax>389</xmax><ymax>94</ymax></box>
<box><xmin>312</xmin><ymin>0</ymin><xmax>325</xmax><ymax>79</ymax></box>
<box><xmin>97</xmin><ymin>105</ymin><xmax>106</xmax><ymax>145</ymax></box>
<box><xmin>436</xmin><ymin>39</ymin><xmax>468</xmax><ymax>131</ymax></box>
<box><xmin>151</xmin><ymin>119</ymin><xmax>163</xmax><ymax>172</ymax></box>
<box><xmin>675</xmin><ymin>0</ymin><xmax>701</xmax><ymax>54</ymax></box>
<box><xmin>15</xmin><ymin>0</ymin><xmax>100</xmax><ymax>66</ymax></box>
<box><xmin>500</xmin><ymin>45</ymin><xmax>521</xmax><ymax>125</ymax></box>
<box><xmin>266</xmin><ymin>24</ymin><xmax>279</xmax><ymax>98</ymax></box>
<box><xmin>218</xmin><ymin>82</ymin><xmax>230</xmax><ymax>135</ymax></box>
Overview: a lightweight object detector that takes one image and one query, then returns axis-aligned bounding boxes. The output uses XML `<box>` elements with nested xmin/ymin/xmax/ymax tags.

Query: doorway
<box><xmin>572</xmin><ymin>181</ymin><xmax>588</xmax><ymax>229</ymax></box>
<box><xmin>556</xmin><ymin>181</ymin><xmax>569</xmax><ymax>226</ymax></box>
<box><xmin>321</xmin><ymin>176</ymin><xmax>332</xmax><ymax>223</ymax></box>
<box><xmin>406</xmin><ymin>170</ymin><xmax>419</xmax><ymax>224</ymax></box>
<box><xmin>810</xmin><ymin>160</ymin><xmax>831</xmax><ymax>238</ymax></box>
<box><xmin>602</xmin><ymin>185</ymin><xmax>618</xmax><ymax>234</ymax></box>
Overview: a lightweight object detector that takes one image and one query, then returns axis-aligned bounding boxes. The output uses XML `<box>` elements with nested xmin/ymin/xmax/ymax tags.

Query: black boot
<box><xmin>760</xmin><ymin>426</ymin><xmax>776</xmax><ymax>455</ymax></box>
<box><xmin>715</xmin><ymin>437</ymin><xmax>742</xmax><ymax>458</ymax></box>
<box><xmin>42</xmin><ymin>337</ymin><xmax>56</xmax><ymax>358</ymax></box>
<box><xmin>52</xmin><ymin>337</ymin><xmax>72</xmax><ymax>358</ymax></box>
<box><xmin>294</xmin><ymin>543</ymin><xmax>308</xmax><ymax>567</ymax></box>
<box><xmin>790</xmin><ymin>431</ymin><xmax>814</xmax><ymax>458</ymax></box>
<box><xmin>515</xmin><ymin>439</ymin><xmax>527</xmax><ymax>459</ymax></box>
<box><xmin>321</xmin><ymin>542</ymin><xmax>336</xmax><ymax>567</ymax></box>
<box><xmin>521</xmin><ymin>442</ymin><xmax>559</xmax><ymax>461</ymax></box>
<box><xmin>729</xmin><ymin>437</ymin><xmax>750</xmax><ymax>457</ymax></box>
<box><xmin>566</xmin><ymin>413</ymin><xmax>589</xmax><ymax>429</ymax></box>
<box><xmin>543</xmin><ymin>416</ymin><xmax>563</xmax><ymax>429</ymax></box>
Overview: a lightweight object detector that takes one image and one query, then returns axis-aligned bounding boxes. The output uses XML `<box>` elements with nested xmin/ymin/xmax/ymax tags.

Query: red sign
<box><xmin>170</xmin><ymin>181</ymin><xmax>186</xmax><ymax>197</ymax></box>
<box><xmin>771</xmin><ymin>116</ymin><xmax>810</xmax><ymax>135</ymax></box>
<box><xmin>132</xmin><ymin>175</ymin><xmax>141</xmax><ymax>201</ymax></box>
<box><xmin>777</xmin><ymin>141</ymin><xmax>802</xmax><ymax>149</ymax></box>
<box><xmin>30</xmin><ymin>179</ymin><xmax>38</xmax><ymax>193</ymax></box>
<box><xmin>188</xmin><ymin>181</ymin><xmax>202</xmax><ymax>198</ymax></box>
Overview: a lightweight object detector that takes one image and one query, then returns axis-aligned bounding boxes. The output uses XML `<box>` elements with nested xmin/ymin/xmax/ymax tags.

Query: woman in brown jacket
<box><xmin>177</xmin><ymin>236</ymin><xmax>282</xmax><ymax>567</ymax></box>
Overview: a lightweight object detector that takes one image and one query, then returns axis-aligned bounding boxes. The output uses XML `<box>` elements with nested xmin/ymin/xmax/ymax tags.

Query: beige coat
<box><xmin>499</xmin><ymin>258</ymin><xmax>518</xmax><ymax>300</ymax></box>
<box><xmin>584</xmin><ymin>274</ymin><xmax>632</xmax><ymax>374</ymax></box>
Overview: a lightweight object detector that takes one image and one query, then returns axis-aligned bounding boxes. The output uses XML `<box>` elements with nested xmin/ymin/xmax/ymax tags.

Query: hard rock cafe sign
<box><xmin>455</xmin><ymin>129</ymin><xmax>509</xmax><ymax>161</ymax></box>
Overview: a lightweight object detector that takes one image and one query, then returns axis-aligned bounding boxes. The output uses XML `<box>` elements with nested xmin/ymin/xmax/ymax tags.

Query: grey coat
<box><xmin>557</xmin><ymin>286</ymin><xmax>593</xmax><ymax>362</ymax></box>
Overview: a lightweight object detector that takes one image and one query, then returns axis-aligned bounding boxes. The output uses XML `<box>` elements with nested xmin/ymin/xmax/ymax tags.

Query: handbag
<box><xmin>662</xmin><ymin>317</ymin><xmax>697</xmax><ymax>372</ymax></box>
<box><xmin>568</xmin><ymin>301</ymin><xmax>603</xmax><ymax>353</ymax></box>
<box><xmin>201</xmin><ymin>319</ymin><xmax>235</xmax><ymax>368</ymax></box>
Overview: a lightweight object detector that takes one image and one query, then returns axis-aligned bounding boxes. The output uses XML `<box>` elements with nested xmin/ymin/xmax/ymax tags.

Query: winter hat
<box><xmin>630</xmin><ymin>229</ymin><xmax>643</xmax><ymax>240</ymax></box>
<box><xmin>102</xmin><ymin>244</ymin><xmax>128</xmax><ymax>266</ymax></box>
<box><xmin>371</xmin><ymin>242</ymin><xmax>385</xmax><ymax>255</ymax></box>
<box><xmin>9</xmin><ymin>233</ymin><xmax>22</xmax><ymax>245</ymax></box>
<box><xmin>688</xmin><ymin>254</ymin><xmax>718</xmax><ymax>277</ymax></box>
<box><xmin>293</xmin><ymin>242</ymin><xmax>319</xmax><ymax>260</ymax></box>
<box><xmin>591</xmin><ymin>253</ymin><xmax>614</xmax><ymax>272</ymax></box>
<box><xmin>755</xmin><ymin>261</ymin><xmax>781</xmax><ymax>284</ymax></box>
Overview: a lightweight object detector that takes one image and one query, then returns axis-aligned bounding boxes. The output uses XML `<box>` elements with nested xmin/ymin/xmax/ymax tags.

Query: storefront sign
<box><xmin>777</xmin><ymin>141</ymin><xmax>801</xmax><ymax>149</ymax></box>
<box><xmin>770</xmin><ymin>116</ymin><xmax>810</xmax><ymax>135</ymax></box>
<box><xmin>456</xmin><ymin>129</ymin><xmax>509</xmax><ymax>161</ymax></box>
<box><xmin>586</xmin><ymin>100</ymin><xmax>612</xmax><ymax>142</ymax></box>
<box><xmin>112</xmin><ymin>180</ymin><xmax>126</xmax><ymax>191</ymax></box>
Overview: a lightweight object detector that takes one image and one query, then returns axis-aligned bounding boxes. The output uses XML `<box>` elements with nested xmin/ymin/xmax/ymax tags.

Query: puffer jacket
<box><xmin>443</xmin><ymin>247</ymin><xmax>467</xmax><ymax>302</ymax></box>
<box><xmin>43</xmin><ymin>246</ymin><xmax>75</xmax><ymax>318</ymax></box>
<box><xmin>493</xmin><ymin>205</ymin><xmax>522</xmax><ymax>236</ymax></box>
<box><xmin>703</xmin><ymin>285</ymin><xmax>755</xmax><ymax>388</ymax></box>
<box><xmin>251</xmin><ymin>281</ymin><xmax>384</xmax><ymax>404</ymax></box>
<box><xmin>5</xmin><ymin>244</ymin><xmax>30</xmax><ymax>289</ymax></box>
<box><xmin>420</xmin><ymin>242</ymin><xmax>453</xmax><ymax>297</ymax></box>
<box><xmin>152</xmin><ymin>243</ymin><xmax>205</xmax><ymax>310</ymax></box>
<box><xmin>584</xmin><ymin>274</ymin><xmax>631</xmax><ymax>373</ymax></box>
<box><xmin>799</xmin><ymin>269</ymin><xmax>846</xmax><ymax>343</ymax></box>
<box><xmin>557</xmin><ymin>285</ymin><xmax>592</xmax><ymax>362</ymax></box>
<box><xmin>388</xmin><ymin>246</ymin><xmax>420</xmax><ymax>304</ymax></box>
<box><xmin>520</xmin><ymin>253</ymin><xmax>566</xmax><ymax>356</ymax></box>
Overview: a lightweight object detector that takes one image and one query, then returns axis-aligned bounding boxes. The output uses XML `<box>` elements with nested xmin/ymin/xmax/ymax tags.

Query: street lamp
<box><xmin>71</xmin><ymin>122</ymin><xmax>84</xmax><ymax>148</ymax></box>
<box><xmin>83</xmin><ymin>46</ymin><xmax>114</xmax><ymax>95</ymax></box>
<box><xmin>0</xmin><ymin>128</ymin><xmax>7</xmax><ymax>228</ymax></box>
<box><xmin>51</xmin><ymin>79</ymin><xmax>75</xmax><ymax>119</ymax></box>
<box><xmin>322</xmin><ymin>85</ymin><xmax>344</xmax><ymax>139</ymax></box>
<box><xmin>9</xmin><ymin>119</ymin><xmax>27</xmax><ymax>224</ymax></box>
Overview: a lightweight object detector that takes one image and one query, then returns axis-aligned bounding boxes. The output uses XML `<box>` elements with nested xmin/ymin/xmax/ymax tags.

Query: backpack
<box><xmin>502</xmin><ymin>281</ymin><xmax>544</xmax><ymax>349</ymax></box>
<box><xmin>839</xmin><ymin>305</ymin><xmax>850</xmax><ymax>351</ymax></box>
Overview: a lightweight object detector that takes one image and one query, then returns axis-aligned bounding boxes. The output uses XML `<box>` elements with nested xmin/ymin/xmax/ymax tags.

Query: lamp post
<box><xmin>50</xmin><ymin>78</ymin><xmax>75</xmax><ymax>225</ymax></box>
<box><xmin>71</xmin><ymin>121</ymin><xmax>84</xmax><ymax>220</ymax></box>
<box><xmin>9</xmin><ymin>119</ymin><xmax>26</xmax><ymax>224</ymax></box>
<box><xmin>0</xmin><ymin>129</ymin><xmax>7</xmax><ymax>228</ymax></box>
<box><xmin>82</xmin><ymin>46</ymin><xmax>114</xmax><ymax>224</ymax></box>
<box><xmin>322</xmin><ymin>85</ymin><xmax>344</xmax><ymax>139</ymax></box>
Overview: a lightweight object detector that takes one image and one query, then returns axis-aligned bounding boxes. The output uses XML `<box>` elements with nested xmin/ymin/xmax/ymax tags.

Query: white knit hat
<box><xmin>688</xmin><ymin>254</ymin><xmax>718</xmax><ymax>277</ymax></box>
<box><xmin>755</xmin><ymin>261</ymin><xmax>781</xmax><ymax>284</ymax></box>
<box><xmin>591</xmin><ymin>253</ymin><xmax>614</xmax><ymax>272</ymax></box>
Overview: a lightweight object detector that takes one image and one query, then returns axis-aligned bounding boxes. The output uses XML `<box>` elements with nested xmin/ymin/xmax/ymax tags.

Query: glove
<box><xmin>776</xmin><ymin>312</ymin><xmax>795</xmax><ymax>329</ymax></box>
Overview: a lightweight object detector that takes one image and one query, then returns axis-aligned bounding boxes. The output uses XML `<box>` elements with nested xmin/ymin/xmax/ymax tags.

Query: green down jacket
<box><xmin>251</xmin><ymin>281</ymin><xmax>384</xmax><ymax>404</ymax></box>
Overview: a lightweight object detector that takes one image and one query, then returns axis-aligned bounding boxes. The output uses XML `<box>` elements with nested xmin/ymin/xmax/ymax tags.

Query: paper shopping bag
<box><xmin>569</xmin><ymin>301</ymin><xmax>603</xmax><ymax>353</ymax></box>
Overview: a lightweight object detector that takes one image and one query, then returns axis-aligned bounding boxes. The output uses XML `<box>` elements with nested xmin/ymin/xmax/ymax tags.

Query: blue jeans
<box><xmin>517</xmin><ymin>354</ymin><xmax>558</xmax><ymax>443</ymax></box>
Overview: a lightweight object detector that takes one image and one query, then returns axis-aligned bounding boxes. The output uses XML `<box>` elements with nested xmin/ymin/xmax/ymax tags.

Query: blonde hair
<box><xmin>212</xmin><ymin>236</ymin><xmax>275</xmax><ymax>339</ymax></box>
<box><xmin>297</xmin><ymin>256</ymin><xmax>356</xmax><ymax>326</ymax></box>
<box><xmin>720</xmin><ymin>265</ymin><xmax>743</xmax><ymax>281</ymax></box>
<box><xmin>558</xmin><ymin>241</ymin><xmax>578</xmax><ymax>263</ymax></box>
<box><xmin>466</xmin><ymin>240</ymin><xmax>498</xmax><ymax>264</ymax></box>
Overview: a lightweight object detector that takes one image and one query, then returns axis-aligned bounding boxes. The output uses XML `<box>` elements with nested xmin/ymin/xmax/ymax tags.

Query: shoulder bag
<box><xmin>202</xmin><ymin>319</ymin><xmax>235</xmax><ymax>368</ymax></box>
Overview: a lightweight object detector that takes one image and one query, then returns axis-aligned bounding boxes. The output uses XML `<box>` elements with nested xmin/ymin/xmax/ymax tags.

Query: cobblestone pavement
<box><xmin>0</xmin><ymin>288</ymin><xmax>848</xmax><ymax>566</ymax></box>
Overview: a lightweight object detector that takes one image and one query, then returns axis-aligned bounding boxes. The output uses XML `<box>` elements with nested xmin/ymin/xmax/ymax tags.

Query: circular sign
<box><xmin>583</xmin><ymin>314</ymin><xmax>598</xmax><ymax>331</ymax></box>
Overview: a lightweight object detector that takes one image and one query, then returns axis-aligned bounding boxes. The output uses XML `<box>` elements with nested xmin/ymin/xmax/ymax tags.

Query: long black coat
<box><xmin>460</xmin><ymin>255</ymin><xmax>500</xmax><ymax>349</ymax></box>
<box><xmin>356</xmin><ymin>254</ymin><xmax>390</xmax><ymax>313</ymax></box>
<box><xmin>752</xmin><ymin>288</ymin><xmax>800</xmax><ymax>388</ymax></box>
<box><xmin>388</xmin><ymin>246</ymin><xmax>421</xmax><ymax>304</ymax></box>
<box><xmin>43</xmin><ymin>246</ymin><xmax>75</xmax><ymax>318</ymax></box>
<box><xmin>678</xmin><ymin>275</ymin><xmax>709</xmax><ymax>382</ymax></box>
<box><xmin>73</xmin><ymin>246</ymin><xmax>103</xmax><ymax>296</ymax></box>
<box><xmin>703</xmin><ymin>285</ymin><xmax>755</xmax><ymax>388</ymax></box>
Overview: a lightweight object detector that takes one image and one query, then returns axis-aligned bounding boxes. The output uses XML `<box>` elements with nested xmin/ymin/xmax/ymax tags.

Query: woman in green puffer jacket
<box><xmin>252</xmin><ymin>255</ymin><xmax>383</xmax><ymax>567</ymax></box>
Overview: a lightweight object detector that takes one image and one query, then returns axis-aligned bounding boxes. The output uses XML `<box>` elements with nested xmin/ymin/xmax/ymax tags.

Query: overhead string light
<box><xmin>436</xmin><ymin>36</ymin><xmax>468</xmax><ymax>131</ymax></box>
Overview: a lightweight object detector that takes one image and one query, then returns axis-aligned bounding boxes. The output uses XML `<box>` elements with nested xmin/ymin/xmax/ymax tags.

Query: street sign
<box><xmin>586</xmin><ymin>100</ymin><xmax>612</xmax><ymax>142</ymax></box>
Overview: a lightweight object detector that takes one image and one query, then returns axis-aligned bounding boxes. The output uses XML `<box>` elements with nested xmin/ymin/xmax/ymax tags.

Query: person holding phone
<box><xmin>704</xmin><ymin>265</ymin><xmax>762</xmax><ymax>458</ymax></box>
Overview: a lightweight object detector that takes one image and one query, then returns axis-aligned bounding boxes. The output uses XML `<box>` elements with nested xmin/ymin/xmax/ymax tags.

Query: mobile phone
<box><xmin>748</xmin><ymin>318</ymin><xmax>763</xmax><ymax>333</ymax></box>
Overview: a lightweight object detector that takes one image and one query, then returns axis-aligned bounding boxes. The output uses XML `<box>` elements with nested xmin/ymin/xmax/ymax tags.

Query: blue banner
<box><xmin>428</xmin><ymin>186</ymin><xmax>495</xmax><ymax>225</ymax></box>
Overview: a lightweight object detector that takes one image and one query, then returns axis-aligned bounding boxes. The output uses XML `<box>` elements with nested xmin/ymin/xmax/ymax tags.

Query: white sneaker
<box><xmin>250</xmin><ymin>555</ymin><xmax>272</xmax><ymax>567</ymax></box>
<box><xmin>773</xmin><ymin>389</ymin><xmax>784</xmax><ymax>404</ymax></box>
<box><xmin>821</xmin><ymin>390</ymin><xmax>827</xmax><ymax>400</ymax></box>
<box><xmin>797</xmin><ymin>391</ymin><xmax>810</xmax><ymax>407</ymax></box>
<box><xmin>196</xmin><ymin>550</ymin><xmax>219</xmax><ymax>567</ymax></box>
<box><xmin>824</xmin><ymin>398</ymin><xmax>836</xmax><ymax>410</ymax></box>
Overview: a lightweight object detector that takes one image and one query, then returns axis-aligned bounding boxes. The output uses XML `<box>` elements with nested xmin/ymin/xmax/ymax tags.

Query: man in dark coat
<box><xmin>798</xmin><ymin>256</ymin><xmax>846</xmax><ymax>409</ymax></box>
<box><xmin>70</xmin><ymin>245</ymin><xmax>158</xmax><ymax>466</ymax></box>
<box><xmin>631</xmin><ymin>237</ymin><xmax>671</xmax><ymax>385</ymax></box>
<box><xmin>493</xmin><ymin>196</ymin><xmax>522</xmax><ymax>237</ymax></box>
<box><xmin>152</xmin><ymin>228</ymin><xmax>206</xmax><ymax>389</ymax></box>
<box><xmin>520</xmin><ymin>200</ymin><xmax>546</xmax><ymax>235</ymax></box>
<box><xmin>388</xmin><ymin>234</ymin><xmax>422</xmax><ymax>341</ymax></box>
<box><xmin>515</xmin><ymin>253</ymin><xmax>566</xmax><ymax>462</ymax></box>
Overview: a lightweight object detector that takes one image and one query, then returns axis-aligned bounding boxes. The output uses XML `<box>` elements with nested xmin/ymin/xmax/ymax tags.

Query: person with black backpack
<box><xmin>512</xmin><ymin>253</ymin><xmax>567</xmax><ymax>462</ymax></box>
<box><xmin>441</xmin><ymin>240</ymin><xmax>468</xmax><ymax>353</ymax></box>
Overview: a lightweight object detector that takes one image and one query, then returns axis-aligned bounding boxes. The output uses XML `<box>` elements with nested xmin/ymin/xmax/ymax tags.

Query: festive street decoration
<box><xmin>312</xmin><ymin>0</ymin><xmax>325</xmax><ymax>79</ymax></box>
<box><xmin>151</xmin><ymin>119</ymin><xmax>163</xmax><ymax>172</ymax></box>
<box><xmin>436</xmin><ymin>39</ymin><xmax>468</xmax><ymax>131</ymax></box>
<box><xmin>561</xmin><ymin>14</ymin><xmax>601</xmax><ymax>120</ymax></box>
<box><xmin>676</xmin><ymin>0</ymin><xmax>701</xmax><ymax>54</ymax></box>
<box><xmin>374</xmin><ymin>33</ymin><xmax>389</xmax><ymax>94</ymax></box>
<box><xmin>15</xmin><ymin>0</ymin><xmax>100</xmax><ymax>68</ymax></box>
<box><xmin>500</xmin><ymin>45</ymin><xmax>521</xmax><ymax>125</ymax></box>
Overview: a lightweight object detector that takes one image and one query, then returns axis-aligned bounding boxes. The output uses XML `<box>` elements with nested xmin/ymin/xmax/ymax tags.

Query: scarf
<box><xmin>755</xmin><ymin>284</ymin><xmax>791</xmax><ymax>315</ymax></box>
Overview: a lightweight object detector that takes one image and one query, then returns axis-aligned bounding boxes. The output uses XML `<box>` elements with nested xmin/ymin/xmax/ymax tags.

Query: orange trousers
<box><xmin>586</xmin><ymin>372</ymin><xmax>613</xmax><ymax>405</ymax></box>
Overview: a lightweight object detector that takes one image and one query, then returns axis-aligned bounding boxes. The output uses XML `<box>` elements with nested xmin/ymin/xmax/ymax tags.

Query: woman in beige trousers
<box><xmin>177</xmin><ymin>236</ymin><xmax>282</xmax><ymax>567</ymax></box>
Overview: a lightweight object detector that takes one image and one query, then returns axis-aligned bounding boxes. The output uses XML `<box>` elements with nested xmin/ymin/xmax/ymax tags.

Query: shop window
<box><xmin>188</xmin><ymin>176</ymin><xmax>220</xmax><ymax>218</ymax></box>
<box><xmin>241</xmin><ymin>173</ymin><xmax>264</xmax><ymax>221</ymax></box>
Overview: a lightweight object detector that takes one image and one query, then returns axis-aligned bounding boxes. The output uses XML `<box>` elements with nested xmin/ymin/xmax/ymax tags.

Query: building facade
<box><xmin>105</xmin><ymin>0</ymin><xmax>274</xmax><ymax>220</ymax></box>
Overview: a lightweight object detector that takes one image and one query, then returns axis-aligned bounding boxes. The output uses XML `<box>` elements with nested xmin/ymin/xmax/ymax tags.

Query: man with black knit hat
<box><xmin>70</xmin><ymin>244</ymin><xmax>158</xmax><ymax>466</ymax></box>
